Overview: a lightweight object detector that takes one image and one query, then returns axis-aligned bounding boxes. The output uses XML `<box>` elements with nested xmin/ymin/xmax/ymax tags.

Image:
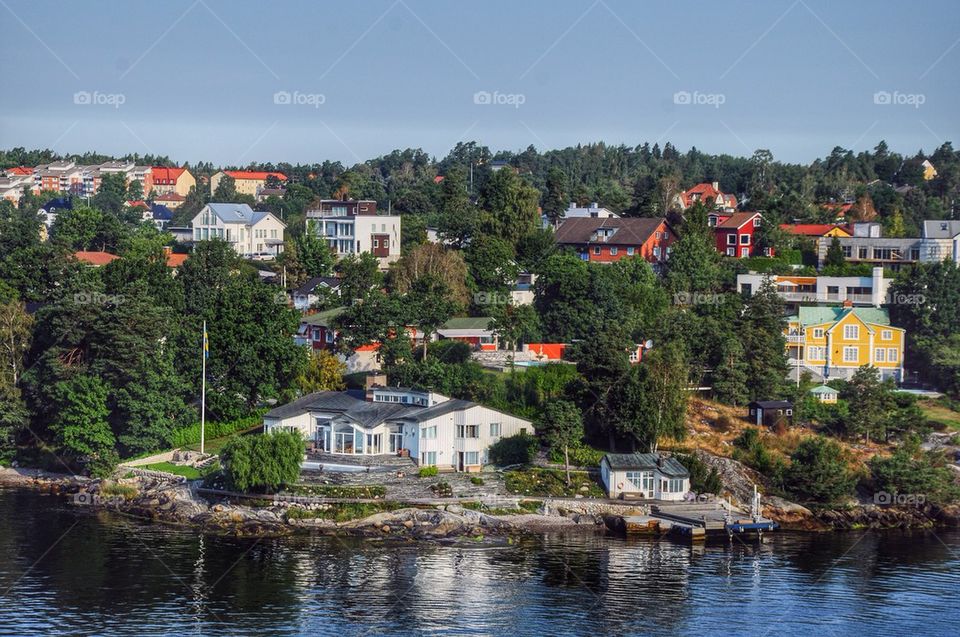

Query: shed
<box><xmin>810</xmin><ymin>385</ymin><xmax>838</xmax><ymax>404</ymax></box>
<box><xmin>747</xmin><ymin>400</ymin><xmax>793</xmax><ymax>427</ymax></box>
<box><xmin>599</xmin><ymin>453</ymin><xmax>690</xmax><ymax>501</ymax></box>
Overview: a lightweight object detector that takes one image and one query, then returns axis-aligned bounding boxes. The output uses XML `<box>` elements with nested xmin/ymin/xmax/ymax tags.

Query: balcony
<box><xmin>786</xmin><ymin>333</ymin><xmax>804</xmax><ymax>344</ymax></box>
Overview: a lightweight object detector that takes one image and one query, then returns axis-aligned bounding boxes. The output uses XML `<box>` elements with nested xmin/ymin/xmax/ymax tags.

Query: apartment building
<box><xmin>737</xmin><ymin>267</ymin><xmax>890</xmax><ymax>308</ymax></box>
<box><xmin>191</xmin><ymin>203</ymin><xmax>286</xmax><ymax>258</ymax></box>
<box><xmin>306</xmin><ymin>200</ymin><xmax>401</xmax><ymax>267</ymax></box>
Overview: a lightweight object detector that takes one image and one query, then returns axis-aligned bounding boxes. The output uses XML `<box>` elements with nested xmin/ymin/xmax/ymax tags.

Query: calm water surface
<box><xmin>1</xmin><ymin>487</ymin><xmax>957</xmax><ymax>636</ymax></box>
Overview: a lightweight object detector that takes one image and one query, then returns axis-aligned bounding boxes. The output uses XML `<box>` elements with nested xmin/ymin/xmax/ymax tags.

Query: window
<box><xmin>726</xmin><ymin>247</ymin><xmax>735</xmax><ymax>256</ymax></box>
<box><xmin>875</xmin><ymin>348</ymin><xmax>886</xmax><ymax>362</ymax></box>
<box><xmin>421</xmin><ymin>426</ymin><xmax>437</xmax><ymax>439</ymax></box>
<box><xmin>373</xmin><ymin>239</ymin><xmax>379</xmax><ymax>248</ymax></box>
<box><xmin>740</xmin><ymin>234</ymin><xmax>750</xmax><ymax>245</ymax></box>
<box><xmin>740</xmin><ymin>247</ymin><xmax>749</xmax><ymax>258</ymax></box>
<box><xmin>910</xmin><ymin>248</ymin><xmax>921</xmax><ymax>261</ymax></box>
<box><xmin>456</xmin><ymin>424</ymin><xmax>479</xmax><ymax>438</ymax></box>
<box><xmin>873</xmin><ymin>247</ymin><xmax>893</xmax><ymax>260</ymax></box>
<box><xmin>888</xmin><ymin>348</ymin><xmax>898</xmax><ymax>362</ymax></box>
<box><xmin>752</xmin><ymin>217</ymin><xmax>761</xmax><ymax>227</ymax></box>
<box><xmin>813</xmin><ymin>328</ymin><xmax>824</xmax><ymax>339</ymax></box>
<box><xmin>592</xmin><ymin>246</ymin><xmax>601</xmax><ymax>255</ymax></box>
<box><xmin>654</xmin><ymin>231</ymin><xmax>661</xmax><ymax>239</ymax></box>
<box><xmin>626</xmin><ymin>247</ymin><xmax>635</xmax><ymax>256</ymax></box>
<box><xmin>843</xmin><ymin>325</ymin><xmax>859</xmax><ymax>340</ymax></box>
<box><xmin>727</xmin><ymin>234</ymin><xmax>736</xmax><ymax>245</ymax></box>
<box><xmin>843</xmin><ymin>346</ymin><xmax>859</xmax><ymax>362</ymax></box>
<box><xmin>610</xmin><ymin>247</ymin><xmax>618</xmax><ymax>256</ymax></box>
<box><xmin>858</xmin><ymin>247</ymin><xmax>869</xmax><ymax>259</ymax></box>
<box><xmin>489</xmin><ymin>423</ymin><xmax>501</xmax><ymax>437</ymax></box>
<box><xmin>625</xmin><ymin>471</ymin><xmax>653</xmax><ymax>491</ymax></box>
<box><xmin>666</xmin><ymin>478</ymin><xmax>685</xmax><ymax>493</ymax></box>
<box><xmin>464</xmin><ymin>451</ymin><xmax>479</xmax><ymax>465</ymax></box>
<box><xmin>653</xmin><ymin>246</ymin><xmax>661</xmax><ymax>258</ymax></box>
<box><xmin>420</xmin><ymin>451</ymin><xmax>437</xmax><ymax>466</ymax></box>
<box><xmin>842</xmin><ymin>246</ymin><xmax>852</xmax><ymax>258</ymax></box>
<box><xmin>807</xmin><ymin>346</ymin><xmax>826</xmax><ymax>360</ymax></box>
<box><xmin>882</xmin><ymin>330</ymin><xmax>892</xmax><ymax>340</ymax></box>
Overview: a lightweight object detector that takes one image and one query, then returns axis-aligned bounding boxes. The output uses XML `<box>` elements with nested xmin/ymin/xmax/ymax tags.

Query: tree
<box><xmin>437</xmin><ymin>166</ymin><xmax>477</xmax><ymax>247</ymax></box>
<box><xmin>869</xmin><ymin>442</ymin><xmax>959</xmax><ymax>505</ymax></box>
<box><xmin>712</xmin><ymin>335</ymin><xmax>749</xmax><ymax>405</ymax></box>
<box><xmin>538</xmin><ymin>400</ymin><xmax>583</xmax><ymax>485</ymax></box>
<box><xmin>842</xmin><ymin>365</ymin><xmax>889</xmax><ymax>443</ymax></box>
<box><xmin>212</xmin><ymin>174</ymin><xmax>238</xmax><ymax>201</ymax></box>
<box><xmin>337</xmin><ymin>253</ymin><xmax>383</xmax><ymax>303</ymax></box>
<box><xmin>465</xmin><ymin>235</ymin><xmax>518</xmax><ymax>306</ymax></box>
<box><xmin>489</xmin><ymin>303</ymin><xmax>540</xmax><ymax>355</ymax></box>
<box><xmin>408</xmin><ymin>275</ymin><xmax>461</xmax><ymax>359</ymax></box>
<box><xmin>739</xmin><ymin>280</ymin><xmax>788</xmax><ymax>400</ymax></box>
<box><xmin>298</xmin><ymin>349</ymin><xmax>346</xmax><ymax>393</ymax></box>
<box><xmin>479</xmin><ymin>168</ymin><xmax>540</xmax><ymax>247</ymax></box>
<box><xmin>487</xmin><ymin>432</ymin><xmax>538</xmax><ymax>466</ymax></box>
<box><xmin>542</xmin><ymin>167</ymin><xmax>568</xmax><ymax>222</ymax></box>
<box><xmin>621</xmin><ymin>342</ymin><xmax>690</xmax><ymax>452</ymax></box>
<box><xmin>785</xmin><ymin>436</ymin><xmax>855</xmax><ymax>504</ymax></box>
<box><xmin>126</xmin><ymin>179</ymin><xmax>144</xmax><ymax>202</ymax></box>
<box><xmin>0</xmin><ymin>299</ymin><xmax>32</xmax><ymax>387</ymax></box>
<box><xmin>389</xmin><ymin>243</ymin><xmax>470</xmax><ymax>307</ymax></box>
<box><xmin>220</xmin><ymin>431</ymin><xmax>304</xmax><ymax>492</ymax></box>
<box><xmin>825</xmin><ymin>237</ymin><xmax>846</xmax><ymax>268</ymax></box>
<box><xmin>664</xmin><ymin>202</ymin><xmax>722</xmax><ymax>293</ymax></box>
<box><xmin>49</xmin><ymin>375</ymin><xmax>117</xmax><ymax>476</ymax></box>
<box><xmin>293</xmin><ymin>229</ymin><xmax>335</xmax><ymax>279</ymax></box>
<box><xmin>93</xmin><ymin>173</ymin><xmax>128</xmax><ymax>215</ymax></box>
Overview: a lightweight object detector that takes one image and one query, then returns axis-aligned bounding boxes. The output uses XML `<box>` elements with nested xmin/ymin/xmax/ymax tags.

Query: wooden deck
<box><xmin>617</xmin><ymin>500</ymin><xmax>777</xmax><ymax>541</ymax></box>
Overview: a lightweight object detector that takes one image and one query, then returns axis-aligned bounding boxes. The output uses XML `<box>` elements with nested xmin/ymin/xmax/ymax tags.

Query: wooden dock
<box><xmin>616</xmin><ymin>496</ymin><xmax>777</xmax><ymax>542</ymax></box>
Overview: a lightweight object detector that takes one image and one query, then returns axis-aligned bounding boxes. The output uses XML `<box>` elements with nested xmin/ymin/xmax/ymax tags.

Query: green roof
<box><xmin>300</xmin><ymin>306</ymin><xmax>346</xmax><ymax>327</ymax></box>
<box><xmin>797</xmin><ymin>306</ymin><xmax>891</xmax><ymax>327</ymax></box>
<box><xmin>810</xmin><ymin>385</ymin><xmax>837</xmax><ymax>395</ymax></box>
<box><xmin>441</xmin><ymin>316</ymin><xmax>494</xmax><ymax>330</ymax></box>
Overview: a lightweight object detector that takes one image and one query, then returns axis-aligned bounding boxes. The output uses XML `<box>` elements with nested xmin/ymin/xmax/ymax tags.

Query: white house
<box><xmin>306</xmin><ymin>205</ymin><xmax>401</xmax><ymax>268</ymax></box>
<box><xmin>263</xmin><ymin>386</ymin><xmax>533</xmax><ymax>472</ymax></box>
<box><xmin>191</xmin><ymin>203</ymin><xmax>286</xmax><ymax>258</ymax></box>
<box><xmin>599</xmin><ymin>453</ymin><xmax>691</xmax><ymax>501</ymax></box>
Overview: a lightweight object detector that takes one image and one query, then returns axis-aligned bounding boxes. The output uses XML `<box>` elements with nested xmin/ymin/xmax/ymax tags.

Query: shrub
<box><xmin>547</xmin><ymin>441</ymin><xmax>604</xmax><ymax>467</ymax></box>
<box><xmin>470</xmin><ymin>476</ymin><xmax>484</xmax><ymax>486</ymax></box>
<box><xmin>488</xmin><ymin>432</ymin><xmax>538</xmax><ymax>466</ymax></box>
<box><xmin>418</xmin><ymin>466</ymin><xmax>439</xmax><ymax>478</ymax></box>
<box><xmin>100</xmin><ymin>482</ymin><xmax>138</xmax><ymax>500</ymax></box>
<box><xmin>784</xmin><ymin>436</ymin><xmax>856</xmax><ymax>504</ymax></box>
<box><xmin>869</xmin><ymin>446</ymin><xmax>960</xmax><ymax>505</ymax></box>
<box><xmin>674</xmin><ymin>453</ymin><xmax>723</xmax><ymax>494</ymax></box>
<box><xmin>431</xmin><ymin>481</ymin><xmax>453</xmax><ymax>497</ymax></box>
<box><xmin>732</xmin><ymin>428</ymin><xmax>784</xmax><ymax>480</ymax></box>
<box><xmin>714</xmin><ymin>414</ymin><xmax>735</xmax><ymax>432</ymax></box>
<box><xmin>166</xmin><ymin>411</ymin><xmax>266</xmax><ymax>449</ymax></box>
<box><xmin>220</xmin><ymin>430</ymin><xmax>303</xmax><ymax>493</ymax></box>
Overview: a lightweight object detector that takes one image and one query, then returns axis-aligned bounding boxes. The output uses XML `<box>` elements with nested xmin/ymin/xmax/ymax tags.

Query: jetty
<box><xmin>613</xmin><ymin>487</ymin><xmax>777</xmax><ymax>541</ymax></box>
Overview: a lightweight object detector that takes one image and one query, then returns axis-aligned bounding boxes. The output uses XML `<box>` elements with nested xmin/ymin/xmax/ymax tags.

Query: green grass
<box><xmin>100</xmin><ymin>482</ymin><xmax>138</xmax><ymax>499</ymax></box>
<box><xmin>461</xmin><ymin>500</ymin><xmax>542</xmax><ymax>515</ymax></box>
<box><xmin>181</xmin><ymin>424</ymin><xmax>263</xmax><ymax>454</ymax></box>
<box><xmin>140</xmin><ymin>462</ymin><xmax>208</xmax><ymax>480</ymax></box>
<box><xmin>285</xmin><ymin>501</ymin><xmax>404</xmax><ymax>522</ymax></box>
<box><xmin>919</xmin><ymin>399</ymin><xmax>960</xmax><ymax>431</ymax></box>
<box><xmin>504</xmin><ymin>468</ymin><xmax>605</xmax><ymax>498</ymax></box>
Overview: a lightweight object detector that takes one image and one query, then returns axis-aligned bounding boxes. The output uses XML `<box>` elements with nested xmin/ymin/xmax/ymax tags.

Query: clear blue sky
<box><xmin>1</xmin><ymin>0</ymin><xmax>957</xmax><ymax>166</ymax></box>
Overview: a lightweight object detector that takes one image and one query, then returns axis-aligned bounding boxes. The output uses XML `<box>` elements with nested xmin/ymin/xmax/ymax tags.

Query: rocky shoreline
<box><xmin>2</xmin><ymin>466</ymin><xmax>958</xmax><ymax>538</ymax></box>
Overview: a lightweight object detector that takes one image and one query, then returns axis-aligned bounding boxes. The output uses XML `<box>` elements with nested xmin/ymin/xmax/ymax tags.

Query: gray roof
<box><xmin>748</xmin><ymin>400</ymin><xmax>793</xmax><ymax>409</ymax></box>
<box><xmin>404</xmin><ymin>399</ymin><xmax>476</xmax><ymax>422</ymax></box>
<box><xmin>923</xmin><ymin>219</ymin><xmax>960</xmax><ymax>239</ymax></box>
<box><xmin>264</xmin><ymin>390</ymin><xmax>417</xmax><ymax>427</ymax></box>
<box><xmin>206</xmin><ymin>203</ymin><xmax>273</xmax><ymax>225</ymax></box>
<box><xmin>602</xmin><ymin>453</ymin><xmax>689</xmax><ymax>477</ymax></box>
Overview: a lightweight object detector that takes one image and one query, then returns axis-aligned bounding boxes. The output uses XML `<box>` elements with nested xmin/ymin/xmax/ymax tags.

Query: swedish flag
<box><xmin>203</xmin><ymin>322</ymin><xmax>209</xmax><ymax>359</ymax></box>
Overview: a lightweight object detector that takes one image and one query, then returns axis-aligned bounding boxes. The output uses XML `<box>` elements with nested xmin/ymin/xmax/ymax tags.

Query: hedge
<box><xmin>166</xmin><ymin>410</ymin><xmax>267</xmax><ymax>449</ymax></box>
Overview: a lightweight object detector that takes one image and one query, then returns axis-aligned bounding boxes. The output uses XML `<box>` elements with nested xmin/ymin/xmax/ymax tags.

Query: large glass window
<box><xmin>464</xmin><ymin>452</ymin><xmax>479</xmax><ymax>465</ymax></box>
<box><xmin>421</xmin><ymin>451</ymin><xmax>437</xmax><ymax>466</ymax></box>
<box><xmin>421</xmin><ymin>426</ymin><xmax>437</xmax><ymax>439</ymax></box>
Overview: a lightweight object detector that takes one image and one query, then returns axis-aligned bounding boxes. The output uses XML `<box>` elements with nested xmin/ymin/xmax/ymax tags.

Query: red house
<box><xmin>677</xmin><ymin>181</ymin><xmax>738</xmax><ymax>212</ymax></box>
<box><xmin>553</xmin><ymin>217</ymin><xmax>675</xmax><ymax>266</ymax></box>
<box><xmin>714</xmin><ymin>212</ymin><xmax>770</xmax><ymax>258</ymax></box>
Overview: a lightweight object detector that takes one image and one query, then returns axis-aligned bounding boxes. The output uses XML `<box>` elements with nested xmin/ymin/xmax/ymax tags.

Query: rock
<box><xmin>381</xmin><ymin>525</ymin><xmax>390</xmax><ymax>533</ymax></box>
<box><xmin>403</xmin><ymin>520</ymin><xmax>414</xmax><ymax>529</ymax></box>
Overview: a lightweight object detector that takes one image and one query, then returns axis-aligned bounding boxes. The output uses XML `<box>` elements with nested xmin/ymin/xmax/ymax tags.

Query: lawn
<box><xmin>918</xmin><ymin>399</ymin><xmax>960</xmax><ymax>431</ymax></box>
<box><xmin>504</xmin><ymin>467</ymin><xmax>605</xmax><ymax>498</ymax></box>
<box><xmin>140</xmin><ymin>462</ymin><xmax>206</xmax><ymax>480</ymax></box>
<box><xmin>181</xmin><ymin>425</ymin><xmax>262</xmax><ymax>454</ymax></box>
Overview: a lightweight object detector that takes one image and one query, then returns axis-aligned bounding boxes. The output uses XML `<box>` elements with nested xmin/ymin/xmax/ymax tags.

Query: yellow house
<box><xmin>922</xmin><ymin>160</ymin><xmax>937</xmax><ymax>181</ymax></box>
<box><xmin>151</xmin><ymin>167</ymin><xmax>196</xmax><ymax>196</ymax></box>
<box><xmin>210</xmin><ymin>170</ymin><xmax>287</xmax><ymax>197</ymax></box>
<box><xmin>786</xmin><ymin>303</ymin><xmax>904</xmax><ymax>382</ymax></box>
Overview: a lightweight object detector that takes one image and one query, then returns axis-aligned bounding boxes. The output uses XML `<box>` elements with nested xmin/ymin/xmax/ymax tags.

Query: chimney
<box><xmin>842</xmin><ymin>299</ymin><xmax>853</xmax><ymax>308</ymax></box>
<box><xmin>590</xmin><ymin>202</ymin><xmax>599</xmax><ymax>209</ymax></box>
<box><xmin>712</xmin><ymin>181</ymin><xmax>719</xmax><ymax>191</ymax></box>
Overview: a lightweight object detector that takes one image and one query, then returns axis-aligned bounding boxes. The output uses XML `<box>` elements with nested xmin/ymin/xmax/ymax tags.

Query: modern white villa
<box><xmin>191</xmin><ymin>203</ymin><xmax>286</xmax><ymax>258</ymax></box>
<box><xmin>263</xmin><ymin>386</ymin><xmax>533</xmax><ymax>472</ymax></box>
<box><xmin>600</xmin><ymin>453</ymin><xmax>691</xmax><ymax>501</ymax></box>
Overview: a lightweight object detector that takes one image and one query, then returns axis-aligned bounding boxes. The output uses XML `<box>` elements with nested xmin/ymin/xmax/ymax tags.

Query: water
<box><xmin>1</xmin><ymin>487</ymin><xmax>958</xmax><ymax>636</ymax></box>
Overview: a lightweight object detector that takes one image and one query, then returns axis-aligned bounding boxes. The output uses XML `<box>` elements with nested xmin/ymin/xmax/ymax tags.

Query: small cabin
<box><xmin>747</xmin><ymin>400</ymin><xmax>793</xmax><ymax>428</ymax></box>
<box><xmin>810</xmin><ymin>385</ymin><xmax>838</xmax><ymax>404</ymax></box>
<box><xmin>600</xmin><ymin>453</ymin><xmax>690</xmax><ymax>501</ymax></box>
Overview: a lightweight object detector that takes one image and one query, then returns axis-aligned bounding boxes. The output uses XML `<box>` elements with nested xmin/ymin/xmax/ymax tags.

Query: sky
<box><xmin>1</xmin><ymin>0</ymin><xmax>957</xmax><ymax>167</ymax></box>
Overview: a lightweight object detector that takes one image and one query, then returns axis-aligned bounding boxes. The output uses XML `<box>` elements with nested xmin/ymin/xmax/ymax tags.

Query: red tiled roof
<box><xmin>165</xmin><ymin>253</ymin><xmax>188</xmax><ymax>268</ymax></box>
<box><xmin>151</xmin><ymin>167</ymin><xmax>186</xmax><ymax>183</ymax></box>
<box><xmin>73</xmin><ymin>251</ymin><xmax>119</xmax><ymax>266</ymax></box>
<box><xmin>155</xmin><ymin>192</ymin><xmax>186</xmax><ymax>201</ymax></box>
<box><xmin>680</xmin><ymin>182</ymin><xmax>737</xmax><ymax>209</ymax></box>
<box><xmin>779</xmin><ymin>224</ymin><xmax>849</xmax><ymax>237</ymax></box>
<box><xmin>126</xmin><ymin>200</ymin><xmax>148</xmax><ymax>208</ymax></box>
<box><xmin>8</xmin><ymin>166</ymin><xmax>33</xmax><ymax>175</ymax></box>
<box><xmin>224</xmin><ymin>170</ymin><xmax>287</xmax><ymax>181</ymax></box>
<box><xmin>554</xmin><ymin>217</ymin><xmax>668</xmax><ymax>245</ymax></box>
<box><xmin>716</xmin><ymin>212</ymin><xmax>761</xmax><ymax>229</ymax></box>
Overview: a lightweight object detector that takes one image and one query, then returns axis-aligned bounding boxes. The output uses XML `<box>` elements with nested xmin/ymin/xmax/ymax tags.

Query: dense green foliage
<box><xmin>220</xmin><ymin>431</ymin><xmax>304</xmax><ymax>493</ymax></box>
<box><xmin>785</xmin><ymin>437</ymin><xmax>856</xmax><ymax>504</ymax></box>
<box><xmin>488</xmin><ymin>432</ymin><xmax>539</xmax><ymax>466</ymax></box>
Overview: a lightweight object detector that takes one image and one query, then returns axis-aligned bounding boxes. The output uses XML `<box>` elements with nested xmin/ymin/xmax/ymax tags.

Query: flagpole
<box><xmin>201</xmin><ymin>320</ymin><xmax>206</xmax><ymax>456</ymax></box>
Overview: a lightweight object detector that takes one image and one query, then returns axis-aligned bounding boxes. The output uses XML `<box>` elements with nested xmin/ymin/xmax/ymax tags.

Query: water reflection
<box><xmin>1</xmin><ymin>488</ymin><xmax>958</xmax><ymax>637</ymax></box>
